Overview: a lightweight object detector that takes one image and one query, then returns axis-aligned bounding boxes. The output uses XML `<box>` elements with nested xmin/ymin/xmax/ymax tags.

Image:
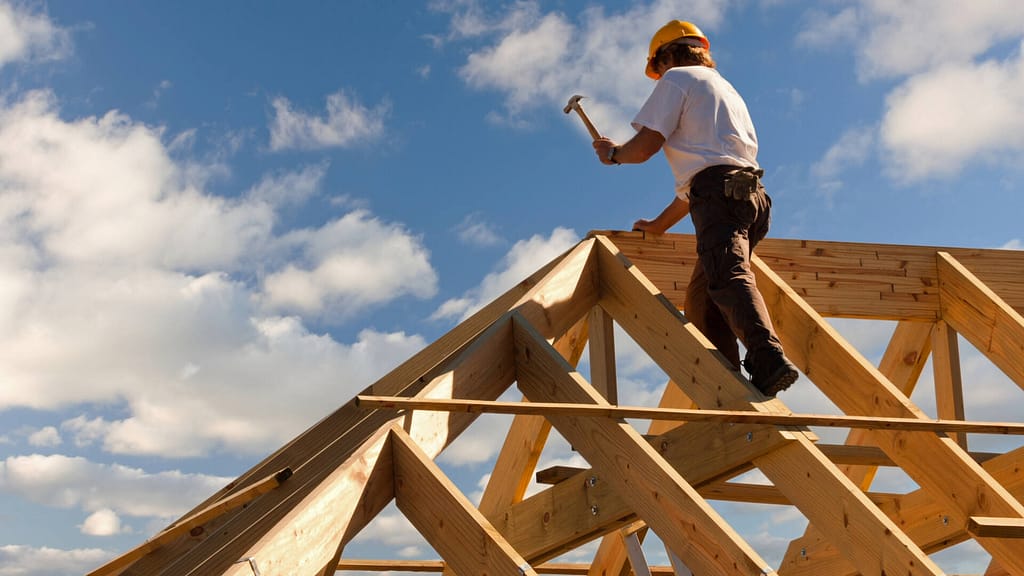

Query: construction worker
<box><xmin>593</xmin><ymin>20</ymin><xmax>798</xmax><ymax>396</ymax></box>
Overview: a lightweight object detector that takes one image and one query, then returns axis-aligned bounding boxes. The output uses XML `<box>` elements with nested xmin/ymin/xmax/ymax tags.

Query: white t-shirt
<box><xmin>631</xmin><ymin>65</ymin><xmax>759</xmax><ymax>200</ymax></box>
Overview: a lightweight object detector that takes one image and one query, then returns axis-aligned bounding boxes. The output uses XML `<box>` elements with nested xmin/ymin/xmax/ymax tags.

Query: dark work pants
<box><xmin>683</xmin><ymin>165</ymin><xmax>785</xmax><ymax>370</ymax></box>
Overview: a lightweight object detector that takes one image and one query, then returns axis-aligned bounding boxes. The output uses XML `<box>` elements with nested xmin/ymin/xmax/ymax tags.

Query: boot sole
<box><xmin>758</xmin><ymin>365</ymin><xmax>799</xmax><ymax>397</ymax></box>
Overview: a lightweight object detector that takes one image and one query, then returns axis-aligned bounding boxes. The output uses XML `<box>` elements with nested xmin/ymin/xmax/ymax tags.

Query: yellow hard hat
<box><xmin>645</xmin><ymin>20</ymin><xmax>710</xmax><ymax>79</ymax></box>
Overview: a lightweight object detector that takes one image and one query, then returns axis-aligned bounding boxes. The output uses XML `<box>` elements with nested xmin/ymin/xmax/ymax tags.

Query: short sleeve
<box><xmin>631</xmin><ymin>77</ymin><xmax>685</xmax><ymax>138</ymax></box>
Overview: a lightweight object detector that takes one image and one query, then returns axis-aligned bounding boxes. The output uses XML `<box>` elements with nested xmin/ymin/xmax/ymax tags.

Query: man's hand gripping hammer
<box><xmin>563</xmin><ymin>94</ymin><xmax>602</xmax><ymax>140</ymax></box>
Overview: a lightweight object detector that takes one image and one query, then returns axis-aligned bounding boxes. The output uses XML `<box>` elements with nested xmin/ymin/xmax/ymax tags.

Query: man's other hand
<box><xmin>632</xmin><ymin>218</ymin><xmax>656</xmax><ymax>232</ymax></box>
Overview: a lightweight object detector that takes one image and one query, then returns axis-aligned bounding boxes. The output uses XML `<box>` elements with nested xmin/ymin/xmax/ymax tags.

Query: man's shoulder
<box><xmin>661</xmin><ymin>65</ymin><xmax>720</xmax><ymax>86</ymax></box>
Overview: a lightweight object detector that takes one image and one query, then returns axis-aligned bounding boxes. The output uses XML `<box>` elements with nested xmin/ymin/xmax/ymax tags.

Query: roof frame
<box><xmin>91</xmin><ymin>232</ymin><xmax>1024</xmax><ymax>576</ymax></box>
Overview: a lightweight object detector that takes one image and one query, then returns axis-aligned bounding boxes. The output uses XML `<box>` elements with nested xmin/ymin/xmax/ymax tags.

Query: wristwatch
<box><xmin>606</xmin><ymin>146</ymin><xmax>620</xmax><ymax>165</ymax></box>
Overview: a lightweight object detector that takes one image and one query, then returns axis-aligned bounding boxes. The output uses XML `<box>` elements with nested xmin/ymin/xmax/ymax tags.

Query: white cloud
<box><xmin>461</xmin><ymin>11</ymin><xmax>574</xmax><ymax>114</ymax></box>
<box><xmin>261</xmin><ymin>211</ymin><xmax>438</xmax><ymax>319</ymax></box>
<box><xmin>441</xmin><ymin>0</ymin><xmax>728</xmax><ymax>138</ymax></box>
<box><xmin>795</xmin><ymin>7</ymin><xmax>861</xmax><ymax>52</ymax></box>
<box><xmin>0</xmin><ymin>1</ymin><xmax>71</xmax><ymax>69</ymax></box>
<box><xmin>0</xmin><ymin>90</ymin><xmax>275</xmax><ymax>270</ymax></box>
<box><xmin>810</xmin><ymin>126</ymin><xmax>877</xmax><ymax>204</ymax></box>
<box><xmin>268</xmin><ymin>90</ymin><xmax>389</xmax><ymax>151</ymax></box>
<box><xmin>1002</xmin><ymin>239</ymin><xmax>1023</xmax><ymax>250</ymax></box>
<box><xmin>79</xmin><ymin>508</ymin><xmax>128</xmax><ymax>536</ymax></box>
<box><xmin>27</xmin><ymin>426</ymin><xmax>61</xmax><ymax>448</ymax></box>
<box><xmin>246</xmin><ymin>162</ymin><xmax>327</xmax><ymax>207</ymax></box>
<box><xmin>0</xmin><ymin>545</ymin><xmax>110</xmax><ymax>576</ymax></box>
<box><xmin>0</xmin><ymin>90</ymin><xmax>435</xmax><ymax>456</ymax></box>
<box><xmin>438</xmin><ymin>414</ymin><xmax>513</xmax><ymax>466</ymax></box>
<box><xmin>432</xmin><ymin>227</ymin><xmax>579</xmax><ymax>321</ymax></box>
<box><xmin>797</xmin><ymin>1</ymin><xmax>1024</xmax><ymax>80</ymax></box>
<box><xmin>350</xmin><ymin>510</ymin><xmax>425</xmax><ymax>549</ymax></box>
<box><xmin>145</xmin><ymin>80</ymin><xmax>172</xmax><ymax>109</ymax></box>
<box><xmin>880</xmin><ymin>53</ymin><xmax>1024</xmax><ymax>181</ymax></box>
<box><xmin>796</xmin><ymin>2</ymin><xmax>1024</xmax><ymax>182</ymax></box>
<box><xmin>455</xmin><ymin>213</ymin><xmax>503</xmax><ymax>246</ymax></box>
<box><xmin>49</xmin><ymin>324</ymin><xmax>426</xmax><ymax>457</ymax></box>
<box><xmin>0</xmin><ymin>454</ymin><xmax>230</xmax><ymax>519</ymax></box>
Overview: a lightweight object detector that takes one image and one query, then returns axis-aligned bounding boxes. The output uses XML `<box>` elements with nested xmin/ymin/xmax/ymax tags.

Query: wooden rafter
<box><xmin>390</xmin><ymin>425</ymin><xmax>537</xmax><ymax>575</ymax></box>
<box><xmin>938</xmin><ymin>250</ymin><xmax>1024</xmax><ymax>389</ymax></box>
<box><xmin>478</xmin><ymin>315</ymin><xmax>590</xmax><ymax>519</ymax></box>
<box><xmin>781</xmin><ymin>444</ymin><xmax>1024</xmax><ymax>576</ymax></box>
<box><xmin>779</xmin><ymin>319</ymin><xmax>934</xmax><ymax>571</ymax></box>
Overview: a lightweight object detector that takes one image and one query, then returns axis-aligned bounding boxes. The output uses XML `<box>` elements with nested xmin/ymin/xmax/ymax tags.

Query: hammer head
<box><xmin>563</xmin><ymin>94</ymin><xmax>584</xmax><ymax>114</ymax></box>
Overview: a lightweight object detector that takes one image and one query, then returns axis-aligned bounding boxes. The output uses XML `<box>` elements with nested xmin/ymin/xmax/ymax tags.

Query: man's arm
<box><xmin>632</xmin><ymin>196</ymin><xmax>690</xmax><ymax>235</ymax></box>
<box><xmin>592</xmin><ymin>125</ymin><xmax>683</xmax><ymax>233</ymax></box>
<box><xmin>593</xmin><ymin>127</ymin><xmax>665</xmax><ymax>165</ymax></box>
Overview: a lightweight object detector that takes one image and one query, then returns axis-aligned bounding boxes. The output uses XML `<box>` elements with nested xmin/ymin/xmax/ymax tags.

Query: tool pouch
<box><xmin>722</xmin><ymin>168</ymin><xmax>764</xmax><ymax>200</ymax></box>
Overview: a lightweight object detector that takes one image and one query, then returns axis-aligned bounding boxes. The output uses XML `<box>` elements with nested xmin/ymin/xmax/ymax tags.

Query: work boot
<box><xmin>747</xmin><ymin>353</ymin><xmax>799</xmax><ymax>397</ymax></box>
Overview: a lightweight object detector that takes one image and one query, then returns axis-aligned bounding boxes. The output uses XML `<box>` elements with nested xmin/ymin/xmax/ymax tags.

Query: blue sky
<box><xmin>1</xmin><ymin>1</ymin><xmax>1023</xmax><ymax>574</ymax></box>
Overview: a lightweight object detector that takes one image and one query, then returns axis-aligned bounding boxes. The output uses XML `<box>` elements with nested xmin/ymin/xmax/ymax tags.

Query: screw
<box><xmin>587</xmin><ymin>476</ymin><xmax>598</xmax><ymax>487</ymax></box>
<box><xmin>942</xmin><ymin>516</ymin><xmax>949</xmax><ymax>526</ymax></box>
<box><xmin>800</xmin><ymin>547</ymin><xmax>806</xmax><ymax>558</ymax></box>
<box><xmin>747</xmin><ymin>431</ymin><xmax>754</xmax><ymax>442</ymax></box>
<box><xmin>591</xmin><ymin>505</ymin><xmax>600</xmax><ymax>516</ymax></box>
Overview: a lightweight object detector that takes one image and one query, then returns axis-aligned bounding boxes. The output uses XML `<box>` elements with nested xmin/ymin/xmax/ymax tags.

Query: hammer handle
<box><xmin>575</xmin><ymin>109</ymin><xmax>603</xmax><ymax>140</ymax></box>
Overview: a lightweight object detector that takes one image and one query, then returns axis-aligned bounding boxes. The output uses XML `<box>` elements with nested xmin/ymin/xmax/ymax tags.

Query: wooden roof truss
<box><xmin>91</xmin><ymin>232</ymin><xmax>1024</xmax><ymax>576</ymax></box>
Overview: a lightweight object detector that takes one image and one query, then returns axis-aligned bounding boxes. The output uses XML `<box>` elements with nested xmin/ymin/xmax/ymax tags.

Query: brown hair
<box><xmin>656</xmin><ymin>43</ymin><xmax>716</xmax><ymax>70</ymax></box>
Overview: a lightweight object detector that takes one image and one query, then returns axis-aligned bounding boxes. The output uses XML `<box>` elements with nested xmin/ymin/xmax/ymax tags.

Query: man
<box><xmin>593</xmin><ymin>20</ymin><xmax>798</xmax><ymax>396</ymax></box>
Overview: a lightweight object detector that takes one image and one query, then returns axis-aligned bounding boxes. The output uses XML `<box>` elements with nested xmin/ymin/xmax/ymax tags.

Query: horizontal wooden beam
<box><xmin>534</xmin><ymin>445</ymin><xmax>999</xmax><ymax>483</ymax></box>
<box><xmin>357</xmin><ymin>396</ymin><xmax>1024</xmax><ymax>435</ymax></box>
<box><xmin>335</xmin><ymin>560</ymin><xmax>677</xmax><ymax>574</ymax></box>
<box><xmin>697</xmin><ymin>481</ymin><xmax>900</xmax><ymax>506</ymax></box>
<box><xmin>967</xmin><ymin>517</ymin><xmax>1024</xmax><ymax>539</ymax></box>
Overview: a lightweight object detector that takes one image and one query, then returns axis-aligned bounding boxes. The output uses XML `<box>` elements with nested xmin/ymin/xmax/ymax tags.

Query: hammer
<box><xmin>563</xmin><ymin>94</ymin><xmax>602</xmax><ymax>140</ymax></box>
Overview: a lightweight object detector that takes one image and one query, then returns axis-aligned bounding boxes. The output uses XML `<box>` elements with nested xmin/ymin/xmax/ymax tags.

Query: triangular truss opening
<box><xmin>89</xmin><ymin>232</ymin><xmax>1024</xmax><ymax>576</ymax></box>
